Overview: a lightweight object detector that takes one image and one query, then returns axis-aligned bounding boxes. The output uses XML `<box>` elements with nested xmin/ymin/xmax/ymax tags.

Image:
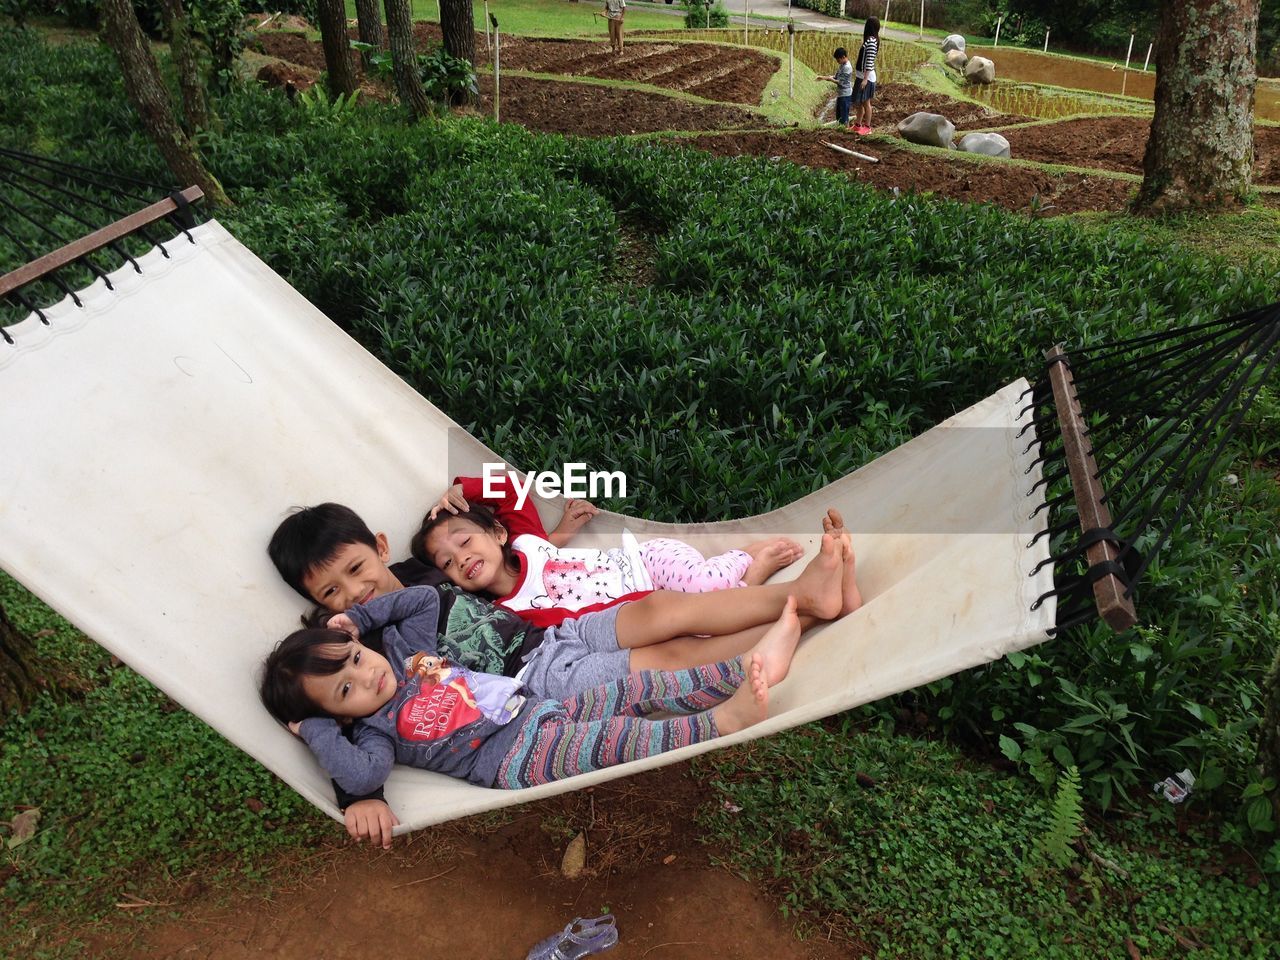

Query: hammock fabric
<box><xmin>0</xmin><ymin>221</ymin><xmax>1056</xmax><ymax>831</ymax></box>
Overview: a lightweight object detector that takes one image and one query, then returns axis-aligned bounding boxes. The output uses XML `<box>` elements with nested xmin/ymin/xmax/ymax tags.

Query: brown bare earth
<box><xmin>684</xmin><ymin>129</ymin><xmax>1134</xmax><ymax>214</ymax></box>
<box><xmin>993</xmin><ymin>115</ymin><xmax>1280</xmax><ymax>186</ymax></box>
<box><xmin>81</xmin><ymin>765</ymin><xmax>865</xmax><ymax>959</ymax></box>
<box><xmin>475</xmin><ymin>74</ymin><xmax>763</xmax><ymax>136</ymax></box>
<box><xmin>494</xmin><ymin>38</ymin><xmax>780</xmax><ymax>105</ymax></box>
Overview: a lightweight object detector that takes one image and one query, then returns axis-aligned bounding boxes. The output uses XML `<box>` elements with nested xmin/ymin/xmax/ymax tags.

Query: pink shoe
<box><xmin>855</xmin><ymin>125</ymin><xmax>872</xmax><ymax>135</ymax></box>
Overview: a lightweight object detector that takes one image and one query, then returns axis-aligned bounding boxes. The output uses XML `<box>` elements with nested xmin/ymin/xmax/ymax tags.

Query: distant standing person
<box><xmin>604</xmin><ymin>0</ymin><xmax>626</xmax><ymax>56</ymax></box>
<box><xmin>853</xmin><ymin>18</ymin><xmax>880</xmax><ymax>134</ymax></box>
<box><xmin>822</xmin><ymin>47</ymin><xmax>853</xmax><ymax>126</ymax></box>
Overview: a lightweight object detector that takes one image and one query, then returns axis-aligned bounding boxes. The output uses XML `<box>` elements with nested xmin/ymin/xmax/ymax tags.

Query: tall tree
<box><xmin>354</xmin><ymin>0</ymin><xmax>386</xmax><ymax>72</ymax></box>
<box><xmin>315</xmin><ymin>0</ymin><xmax>360</xmax><ymax>99</ymax></box>
<box><xmin>98</xmin><ymin>0</ymin><xmax>229</xmax><ymax>206</ymax></box>
<box><xmin>439</xmin><ymin>0</ymin><xmax>477</xmax><ymax>105</ymax></box>
<box><xmin>1134</xmin><ymin>0</ymin><xmax>1258</xmax><ymax>213</ymax></box>
<box><xmin>159</xmin><ymin>0</ymin><xmax>209</xmax><ymax>134</ymax></box>
<box><xmin>383</xmin><ymin>0</ymin><xmax>433</xmax><ymax>118</ymax></box>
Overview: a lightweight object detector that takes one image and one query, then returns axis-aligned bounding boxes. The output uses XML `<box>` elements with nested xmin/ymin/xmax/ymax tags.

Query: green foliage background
<box><xmin>1</xmin><ymin>23</ymin><xmax>1277</xmax><ymax>956</ymax></box>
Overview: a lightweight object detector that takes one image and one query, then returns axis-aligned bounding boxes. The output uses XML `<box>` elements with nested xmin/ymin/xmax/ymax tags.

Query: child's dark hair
<box><xmin>833</xmin><ymin>46</ymin><xmax>847</xmax><ymax>59</ymax></box>
<box><xmin>864</xmin><ymin>17</ymin><xmax>880</xmax><ymax>38</ymax></box>
<box><xmin>410</xmin><ymin>503</ymin><xmax>520</xmax><ymax>587</ymax></box>
<box><xmin>260</xmin><ymin>627</ymin><xmax>352</xmax><ymax>724</ymax></box>
<box><xmin>268</xmin><ymin>503</ymin><xmax>377</xmax><ymax>600</ymax></box>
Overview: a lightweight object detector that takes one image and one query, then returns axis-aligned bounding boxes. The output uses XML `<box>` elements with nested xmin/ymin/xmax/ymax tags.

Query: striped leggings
<box><xmin>495</xmin><ymin>659</ymin><xmax>744</xmax><ymax>789</ymax></box>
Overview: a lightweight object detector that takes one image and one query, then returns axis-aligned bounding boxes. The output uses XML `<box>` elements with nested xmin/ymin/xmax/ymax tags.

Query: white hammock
<box><xmin>0</xmin><ymin>221</ymin><xmax>1055</xmax><ymax>832</ymax></box>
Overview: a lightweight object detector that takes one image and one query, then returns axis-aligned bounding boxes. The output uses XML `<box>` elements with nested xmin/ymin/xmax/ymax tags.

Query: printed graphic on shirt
<box><xmin>397</xmin><ymin>654</ymin><xmax>525</xmax><ymax>743</ymax></box>
<box><xmin>437</xmin><ymin>586</ymin><xmax>529</xmax><ymax>674</ymax></box>
<box><xmin>512</xmin><ymin>535</ymin><xmax>651</xmax><ymax>611</ymax></box>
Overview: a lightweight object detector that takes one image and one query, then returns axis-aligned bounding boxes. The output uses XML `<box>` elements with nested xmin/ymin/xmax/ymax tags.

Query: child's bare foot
<box><xmin>838</xmin><ymin>532</ymin><xmax>863</xmax><ymax>616</ymax></box>
<box><xmin>789</xmin><ymin>534</ymin><xmax>845</xmax><ymax>620</ymax></box>
<box><xmin>749</xmin><ymin>595</ymin><xmax>802</xmax><ymax>684</ymax></box>
<box><xmin>822</xmin><ymin>507</ymin><xmax>845</xmax><ymax>536</ymax></box>
<box><xmin>741</xmin><ymin>538</ymin><xmax>804</xmax><ymax>585</ymax></box>
<box><xmin>713</xmin><ymin>652</ymin><xmax>770</xmax><ymax>735</ymax></box>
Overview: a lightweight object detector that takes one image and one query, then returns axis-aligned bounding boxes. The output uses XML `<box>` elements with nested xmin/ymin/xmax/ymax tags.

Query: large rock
<box><xmin>957</xmin><ymin>132</ymin><xmax>1011</xmax><ymax>158</ymax></box>
<box><xmin>941</xmin><ymin>34</ymin><xmax>966</xmax><ymax>53</ymax></box>
<box><xmin>945</xmin><ymin>48</ymin><xmax>969</xmax><ymax>71</ymax></box>
<box><xmin>964</xmin><ymin>56</ymin><xmax>996</xmax><ymax>84</ymax></box>
<box><xmin>897</xmin><ymin>112</ymin><xmax>956</xmax><ymax>149</ymax></box>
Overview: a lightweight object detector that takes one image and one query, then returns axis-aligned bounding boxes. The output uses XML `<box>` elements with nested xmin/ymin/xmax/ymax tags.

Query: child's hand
<box><xmin>344</xmin><ymin>799</ymin><xmax>400</xmax><ymax>849</ymax></box>
<box><xmin>428</xmin><ymin>483</ymin><xmax>470</xmax><ymax>520</ymax></box>
<box><xmin>549</xmin><ymin>498</ymin><xmax>598</xmax><ymax>546</ymax></box>
<box><xmin>327</xmin><ymin>612</ymin><xmax>361</xmax><ymax>640</ymax></box>
<box><xmin>287</xmin><ymin>720</ymin><xmax>304</xmax><ymax>737</ymax></box>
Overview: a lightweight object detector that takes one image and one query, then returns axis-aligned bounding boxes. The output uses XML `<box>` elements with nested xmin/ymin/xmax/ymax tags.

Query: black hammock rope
<box><xmin>1</xmin><ymin>150</ymin><xmax>1275</xmax><ymax>640</ymax></box>
<box><xmin>0</xmin><ymin>149</ymin><xmax>202</xmax><ymax>334</ymax></box>
<box><xmin>1023</xmin><ymin>302</ymin><xmax>1280</xmax><ymax>636</ymax></box>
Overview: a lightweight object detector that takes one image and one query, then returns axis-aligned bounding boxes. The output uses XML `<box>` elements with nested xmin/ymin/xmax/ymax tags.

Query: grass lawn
<box><xmin>344</xmin><ymin>0</ymin><xmax>687</xmax><ymax>36</ymax></box>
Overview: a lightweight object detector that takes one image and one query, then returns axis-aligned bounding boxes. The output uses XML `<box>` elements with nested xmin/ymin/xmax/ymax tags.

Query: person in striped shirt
<box><xmin>853</xmin><ymin>17</ymin><xmax>880</xmax><ymax>135</ymax></box>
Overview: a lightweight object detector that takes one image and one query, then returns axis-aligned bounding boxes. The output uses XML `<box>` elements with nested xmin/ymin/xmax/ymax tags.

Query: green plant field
<box><xmin>674</xmin><ymin>27</ymin><xmax>928</xmax><ymax>85</ymax></box>
<box><xmin>1</xmin><ymin>23</ymin><xmax>1278</xmax><ymax>956</ymax></box>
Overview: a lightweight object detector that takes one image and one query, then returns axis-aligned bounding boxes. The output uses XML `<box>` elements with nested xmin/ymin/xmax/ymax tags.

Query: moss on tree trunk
<box><xmin>1135</xmin><ymin>0</ymin><xmax>1258</xmax><ymax>213</ymax></box>
<box><xmin>99</xmin><ymin>0</ymin><xmax>229</xmax><ymax>207</ymax></box>
<box><xmin>316</xmin><ymin>0</ymin><xmax>359</xmax><ymax>99</ymax></box>
<box><xmin>383</xmin><ymin>0</ymin><xmax>433</xmax><ymax>118</ymax></box>
<box><xmin>0</xmin><ymin>602</ymin><xmax>44</xmax><ymax>715</ymax></box>
<box><xmin>440</xmin><ymin>0</ymin><xmax>478</xmax><ymax>106</ymax></box>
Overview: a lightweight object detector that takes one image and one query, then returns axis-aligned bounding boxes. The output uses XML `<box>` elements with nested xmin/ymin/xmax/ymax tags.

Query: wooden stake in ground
<box><xmin>492</xmin><ymin>14</ymin><xmax>501</xmax><ymax>123</ymax></box>
<box><xmin>821</xmin><ymin>140</ymin><xmax>879</xmax><ymax>163</ymax></box>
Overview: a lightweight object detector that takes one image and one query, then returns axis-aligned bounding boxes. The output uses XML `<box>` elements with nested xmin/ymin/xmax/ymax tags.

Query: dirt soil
<box><xmin>475</xmin><ymin>75</ymin><xmax>762</xmax><ymax>136</ymax></box>
<box><xmin>82</xmin><ymin>764</ymin><xmax>864</xmax><ymax>959</ymax></box>
<box><xmin>684</xmin><ymin>129</ymin><xmax>1133</xmax><ymax>215</ymax></box>
<box><xmin>493</xmin><ymin>38</ymin><xmax>780</xmax><ymax>106</ymax></box>
<box><xmin>992</xmin><ymin>115</ymin><xmax>1280</xmax><ymax>186</ymax></box>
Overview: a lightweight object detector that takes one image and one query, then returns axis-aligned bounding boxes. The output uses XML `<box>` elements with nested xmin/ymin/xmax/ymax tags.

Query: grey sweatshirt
<box><xmin>298</xmin><ymin>587</ymin><xmax>534</xmax><ymax>793</ymax></box>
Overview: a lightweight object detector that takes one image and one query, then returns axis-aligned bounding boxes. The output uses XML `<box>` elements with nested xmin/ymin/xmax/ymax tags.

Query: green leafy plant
<box><xmin>1036</xmin><ymin>764</ymin><xmax>1084</xmax><ymax>869</ymax></box>
<box><xmin>417</xmin><ymin>45</ymin><xmax>478</xmax><ymax>105</ymax></box>
<box><xmin>295</xmin><ymin>84</ymin><xmax>362</xmax><ymax>124</ymax></box>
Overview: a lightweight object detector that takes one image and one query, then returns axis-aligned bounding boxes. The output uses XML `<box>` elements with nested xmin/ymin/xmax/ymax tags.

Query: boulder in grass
<box><xmin>941</xmin><ymin>34</ymin><xmax>966</xmax><ymax>53</ymax></box>
<box><xmin>897</xmin><ymin>112</ymin><xmax>956</xmax><ymax>149</ymax></box>
<box><xmin>957</xmin><ymin>132</ymin><xmax>1011</xmax><ymax>158</ymax></box>
<box><xmin>964</xmin><ymin>56</ymin><xmax>996</xmax><ymax>84</ymax></box>
<box><xmin>945</xmin><ymin>49</ymin><xmax>969</xmax><ymax>71</ymax></box>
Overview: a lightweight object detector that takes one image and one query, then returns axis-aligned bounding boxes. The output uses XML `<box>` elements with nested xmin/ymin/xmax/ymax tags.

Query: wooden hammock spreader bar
<box><xmin>1045</xmin><ymin>344</ymin><xmax>1138</xmax><ymax>632</ymax></box>
<box><xmin>0</xmin><ymin>186</ymin><xmax>204</xmax><ymax>300</ymax></box>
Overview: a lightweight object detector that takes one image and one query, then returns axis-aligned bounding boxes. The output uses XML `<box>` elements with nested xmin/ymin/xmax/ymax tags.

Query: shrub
<box><xmin>682</xmin><ymin>0</ymin><xmax>728</xmax><ymax>28</ymax></box>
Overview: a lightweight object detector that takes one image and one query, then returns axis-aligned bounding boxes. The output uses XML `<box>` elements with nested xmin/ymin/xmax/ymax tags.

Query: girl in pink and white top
<box><xmin>410</xmin><ymin>475</ymin><xmax>803</xmax><ymax>628</ymax></box>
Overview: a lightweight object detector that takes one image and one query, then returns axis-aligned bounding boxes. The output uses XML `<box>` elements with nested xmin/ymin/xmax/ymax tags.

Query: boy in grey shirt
<box><xmin>823</xmin><ymin>47</ymin><xmax>854</xmax><ymax>126</ymax></box>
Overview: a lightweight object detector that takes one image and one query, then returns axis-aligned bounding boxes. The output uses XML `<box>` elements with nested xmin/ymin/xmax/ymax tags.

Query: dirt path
<box><xmin>82</xmin><ymin>765</ymin><xmax>862</xmax><ymax>959</ymax></box>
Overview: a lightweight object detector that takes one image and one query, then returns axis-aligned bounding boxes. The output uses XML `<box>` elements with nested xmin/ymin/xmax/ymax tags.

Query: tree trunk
<box><xmin>99</xmin><ymin>0</ymin><xmax>230</xmax><ymax>207</ymax></box>
<box><xmin>354</xmin><ymin>0</ymin><xmax>385</xmax><ymax>71</ymax></box>
<box><xmin>316</xmin><ymin>0</ymin><xmax>359</xmax><ymax>99</ymax></box>
<box><xmin>0</xmin><ymin>602</ymin><xmax>43</xmax><ymax>715</ymax></box>
<box><xmin>383</xmin><ymin>0</ymin><xmax>433</xmax><ymax>118</ymax></box>
<box><xmin>439</xmin><ymin>0</ymin><xmax>478</xmax><ymax>105</ymax></box>
<box><xmin>160</xmin><ymin>0</ymin><xmax>209</xmax><ymax>134</ymax></box>
<box><xmin>1262</xmin><ymin>644</ymin><xmax>1280</xmax><ymax>827</ymax></box>
<box><xmin>1134</xmin><ymin>0</ymin><xmax>1258</xmax><ymax>213</ymax></box>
